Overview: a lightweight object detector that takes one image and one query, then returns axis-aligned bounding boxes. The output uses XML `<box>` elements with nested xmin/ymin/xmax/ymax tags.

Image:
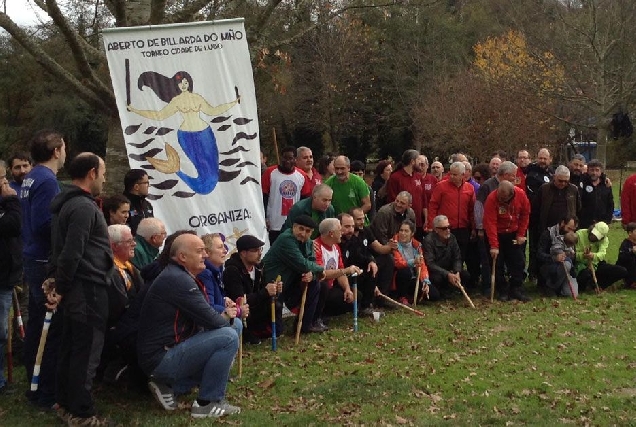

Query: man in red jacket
<box><xmin>621</xmin><ymin>172</ymin><xmax>636</xmax><ymax>229</ymax></box>
<box><xmin>386</xmin><ymin>149</ymin><xmax>427</xmax><ymax>239</ymax></box>
<box><xmin>427</xmin><ymin>161</ymin><xmax>478</xmax><ymax>289</ymax></box>
<box><xmin>484</xmin><ymin>180</ymin><xmax>531</xmax><ymax>302</ymax></box>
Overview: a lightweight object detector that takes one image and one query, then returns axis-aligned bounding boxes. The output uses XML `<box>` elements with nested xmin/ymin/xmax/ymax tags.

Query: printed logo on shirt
<box><xmin>498</xmin><ymin>206</ymin><xmax>507</xmax><ymax>215</ymax></box>
<box><xmin>279</xmin><ymin>180</ymin><xmax>298</xmax><ymax>216</ymax></box>
<box><xmin>424</xmin><ymin>183</ymin><xmax>432</xmax><ymax>191</ymax></box>
<box><xmin>326</xmin><ymin>257</ymin><xmax>338</xmax><ymax>270</ymax></box>
<box><xmin>586</xmin><ymin>185</ymin><xmax>593</xmax><ymax>193</ymax></box>
<box><xmin>415</xmin><ymin>179</ymin><xmax>421</xmax><ymax>187</ymax></box>
<box><xmin>514</xmin><ymin>176</ymin><xmax>521</xmax><ymax>185</ymax></box>
<box><xmin>279</xmin><ymin>180</ymin><xmax>299</xmax><ymax>198</ymax></box>
<box><xmin>543</xmin><ymin>176</ymin><xmax>550</xmax><ymax>183</ymax></box>
<box><xmin>349</xmin><ymin>189</ymin><xmax>355</xmax><ymax>199</ymax></box>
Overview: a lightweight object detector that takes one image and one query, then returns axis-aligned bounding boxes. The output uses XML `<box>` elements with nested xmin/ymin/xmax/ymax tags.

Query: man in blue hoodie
<box><xmin>20</xmin><ymin>129</ymin><xmax>65</xmax><ymax>409</ymax></box>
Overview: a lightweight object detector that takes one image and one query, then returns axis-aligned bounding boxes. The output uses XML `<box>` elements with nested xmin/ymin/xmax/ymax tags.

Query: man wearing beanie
<box><xmin>575</xmin><ymin>221</ymin><xmax>627</xmax><ymax>291</ymax></box>
<box><xmin>223</xmin><ymin>235</ymin><xmax>283</xmax><ymax>343</ymax></box>
<box><xmin>262</xmin><ymin>215</ymin><xmax>327</xmax><ymax>333</ymax></box>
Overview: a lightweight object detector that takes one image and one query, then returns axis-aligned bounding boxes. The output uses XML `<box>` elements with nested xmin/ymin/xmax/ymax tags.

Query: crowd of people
<box><xmin>2</xmin><ymin>131</ymin><xmax>636</xmax><ymax>425</ymax></box>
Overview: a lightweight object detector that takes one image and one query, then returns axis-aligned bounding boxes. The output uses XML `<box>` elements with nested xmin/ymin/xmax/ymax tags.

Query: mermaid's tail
<box><xmin>147</xmin><ymin>143</ymin><xmax>180</xmax><ymax>174</ymax></box>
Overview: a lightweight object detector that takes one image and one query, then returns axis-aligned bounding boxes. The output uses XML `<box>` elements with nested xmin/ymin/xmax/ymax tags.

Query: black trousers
<box><xmin>56</xmin><ymin>283</ymin><xmax>108</xmax><ymax>418</ymax></box>
<box><xmin>494</xmin><ymin>233</ymin><xmax>526</xmax><ymax>295</ymax></box>
<box><xmin>246</xmin><ymin>296</ymin><xmax>283</xmax><ymax>336</ymax></box>
<box><xmin>429</xmin><ymin>269</ymin><xmax>470</xmax><ymax>297</ymax></box>
<box><xmin>394</xmin><ymin>268</ymin><xmax>440</xmax><ymax>302</ymax></box>
<box><xmin>617</xmin><ymin>255</ymin><xmax>636</xmax><ymax>285</ymax></box>
<box><xmin>451</xmin><ymin>228</ymin><xmax>479</xmax><ymax>288</ymax></box>
<box><xmin>374</xmin><ymin>253</ymin><xmax>395</xmax><ymax>296</ymax></box>
<box><xmin>283</xmin><ymin>279</ymin><xmax>320</xmax><ymax>333</ymax></box>
<box><xmin>57</xmin><ymin>316</ymin><xmax>105</xmax><ymax>418</ymax></box>
<box><xmin>323</xmin><ymin>285</ymin><xmax>363</xmax><ymax>316</ymax></box>
<box><xmin>578</xmin><ymin>262</ymin><xmax>628</xmax><ymax>291</ymax></box>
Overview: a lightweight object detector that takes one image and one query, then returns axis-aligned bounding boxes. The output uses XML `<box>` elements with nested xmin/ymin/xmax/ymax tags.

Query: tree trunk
<box><xmin>105</xmin><ymin>115</ymin><xmax>129</xmax><ymax>194</ymax></box>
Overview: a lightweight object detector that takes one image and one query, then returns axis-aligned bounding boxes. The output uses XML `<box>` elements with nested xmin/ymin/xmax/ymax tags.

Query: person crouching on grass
<box><xmin>392</xmin><ymin>219</ymin><xmax>438</xmax><ymax>304</ymax></box>
<box><xmin>137</xmin><ymin>233</ymin><xmax>241</xmax><ymax>419</ymax></box>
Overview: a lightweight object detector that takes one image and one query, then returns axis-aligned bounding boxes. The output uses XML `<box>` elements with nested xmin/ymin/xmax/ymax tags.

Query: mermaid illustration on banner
<box><xmin>127</xmin><ymin>70</ymin><xmax>240</xmax><ymax>195</ymax></box>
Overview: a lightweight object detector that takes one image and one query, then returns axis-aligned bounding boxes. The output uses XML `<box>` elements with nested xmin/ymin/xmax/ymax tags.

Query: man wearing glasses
<box><xmin>515</xmin><ymin>150</ymin><xmax>531</xmax><ymax>190</ymax></box>
<box><xmin>223</xmin><ymin>235</ymin><xmax>283</xmax><ymax>343</ymax></box>
<box><xmin>123</xmin><ymin>169</ymin><xmax>154</xmax><ymax>236</ymax></box>
<box><xmin>423</xmin><ymin>215</ymin><xmax>469</xmax><ymax>297</ymax></box>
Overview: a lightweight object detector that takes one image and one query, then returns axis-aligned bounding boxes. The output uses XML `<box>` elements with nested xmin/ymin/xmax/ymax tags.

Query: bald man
<box><xmin>484</xmin><ymin>181</ymin><xmax>531</xmax><ymax>302</ymax></box>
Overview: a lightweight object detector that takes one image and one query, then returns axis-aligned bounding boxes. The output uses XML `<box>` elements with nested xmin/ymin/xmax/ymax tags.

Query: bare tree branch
<box><xmin>44</xmin><ymin>0</ymin><xmax>113</xmax><ymax>101</ymax></box>
<box><xmin>104</xmin><ymin>0</ymin><xmax>127</xmax><ymax>26</ymax></box>
<box><xmin>0</xmin><ymin>12</ymin><xmax>115</xmax><ymax>114</ymax></box>
<box><xmin>166</xmin><ymin>0</ymin><xmax>211</xmax><ymax>23</ymax></box>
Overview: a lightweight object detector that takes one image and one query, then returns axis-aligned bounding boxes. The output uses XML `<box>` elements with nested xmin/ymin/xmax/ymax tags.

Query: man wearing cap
<box><xmin>575</xmin><ymin>221</ymin><xmax>627</xmax><ymax>291</ymax></box>
<box><xmin>223</xmin><ymin>235</ymin><xmax>283</xmax><ymax>342</ymax></box>
<box><xmin>262</xmin><ymin>215</ymin><xmax>327</xmax><ymax>333</ymax></box>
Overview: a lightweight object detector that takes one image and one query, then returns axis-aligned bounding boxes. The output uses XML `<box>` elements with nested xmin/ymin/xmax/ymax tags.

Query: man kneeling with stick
<box><xmin>262</xmin><ymin>215</ymin><xmax>327</xmax><ymax>334</ymax></box>
<box><xmin>137</xmin><ymin>234</ymin><xmax>241</xmax><ymax>419</ymax></box>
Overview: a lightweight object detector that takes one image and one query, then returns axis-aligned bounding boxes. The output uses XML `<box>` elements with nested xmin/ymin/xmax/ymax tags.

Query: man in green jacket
<box><xmin>282</xmin><ymin>184</ymin><xmax>335</xmax><ymax>239</ymax></box>
<box><xmin>263</xmin><ymin>215</ymin><xmax>326</xmax><ymax>333</ymax></box>
<box><xmin>131</xmin><ymin>218</ymin><xmax>166</xmax><ymax>269</ymax></box>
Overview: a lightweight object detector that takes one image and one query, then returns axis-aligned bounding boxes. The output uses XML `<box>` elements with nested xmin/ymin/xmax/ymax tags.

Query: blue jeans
<box><xmin>0</xmin><ymin>289</ymin><xmax>13</xmax><ymax>388</ymax></box>
<box><xmin>150</xmin><ymin>327</ymin><xmax>239</xmax><ymax>401</ymax></box>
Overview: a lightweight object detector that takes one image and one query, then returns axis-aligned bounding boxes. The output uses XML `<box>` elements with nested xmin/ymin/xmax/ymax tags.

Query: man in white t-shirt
<box><xmin>312</xmin><ymin>218</ymin><xmax>362</xmax><ymax>330</ymax></box>
<box><xmin>262</xmin><ymin>146</ymin><xmax>312</xmax><ymax>243</ymax></box>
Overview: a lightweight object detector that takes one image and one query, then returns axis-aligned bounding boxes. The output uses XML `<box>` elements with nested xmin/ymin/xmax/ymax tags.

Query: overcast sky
<box><xmin>5</xmin><ymin>1</ymin><xmax>48</xmax><ymax>26</ymax></box>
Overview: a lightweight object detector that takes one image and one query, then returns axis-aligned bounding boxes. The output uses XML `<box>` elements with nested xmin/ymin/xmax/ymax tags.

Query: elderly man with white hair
<box><xmin>532</xmin><ymin>165</ymin><xmax>581</xmax><ymax>240</ymax></box>
<box><xmin>131</xmin><ymin>217</ymin><xmax>167</xmax><ymax>269</ymax></box>
<box><xmin>312</xmin><ymin>218</ymin><xmax>362</xmax><ymax>328</ymax></box>
<box><xmin>104</xmin><ymin>224</ymin><xmax>144</xmax><ymax>384</ymax></box>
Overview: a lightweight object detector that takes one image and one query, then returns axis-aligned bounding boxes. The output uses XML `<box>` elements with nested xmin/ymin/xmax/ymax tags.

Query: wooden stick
<box><xmin>12</xmin><ymin>289</ymin><xmax>25</xmax><ymax>339</ymax></box>
<box><xmin>238</xmin><ymin>293</ymin><xmax>246</xmax><ymax>378</ymax></box>
<box><xmin>589</xmin><ymin>261</ymin><xmax>601</xmax><ymax>294</ymax></box>
<box><xmin>295</xmin><ymin>283</ymin><xmax>309</xmax><ymax>344</ymax></box>
<box><xmin>490</xmin><ymin>253</ymin><xmax>498</xmax><ymax>303</ymax></box>
<box><xmin>272</xmin><ymin>127</ymin><xmax>280</xmax><ymax>165</ymax></box>
<box><xmin>457</xmin><ymin>279</ymin><xmax>476</xmax><ymax>308</ymax></box>
<box><xmin>31</xmin><ymin>311</ymin><xmax>54</xmax><ymax>391</ymax></box>
<box><xmin>378</xmin><ymin>293</ymin><xmax>425</xmax><ymax>317</ymax></box>
<box><xmin>351</xmin><ymin>273</ymin><xmax>358</xmax><ymax>332</ymax></box>
<box><xmin>412</xmin><ymin>266</ymin><xmax>421</xmax><ymax>308</ymax></box>
<box><xmin>238</xmin><ymin>331</ymin><xmax>243</xmax><ymax>378</ymax></box>
<box><xmin>563</xmin><ymin>263</ymin><xmax>577</xmax><ymax>300</ymax></box>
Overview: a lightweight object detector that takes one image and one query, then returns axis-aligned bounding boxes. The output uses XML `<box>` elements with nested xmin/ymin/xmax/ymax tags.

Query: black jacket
<box><xmin>50</xmin><ymin>185</ymin><xmax>113</xmax><ymax>296</ymax></box>
<box><xmin>123</xmin><ymin>191</ymin><xmax>153</xmax><ymax>235</ymax></box>
<box><xmin>341</xmin><ymin>227</ymin><xmax>376</xmax><ymax>268</ymax></box>
<box><xmin>525</xmin><ymin>163</ymin><xmax>554</xmax><ymax>203</ymax></box>
<box><xmin>578</xmin><ymin>173</ymin><xmax>614</xmax><ymax>229</ymax></box>
<box><xmin>0</xmin><ymin>196</ymin><xmax>22</xmax><ymax>289</ymax></box>
<box><xmin>223</xmin><ymin>252</ymin><xmax>268</xmax><ymax>308</ymax></box>
<box><xmin>137</xmin><ymin>262</ymin><xmax>230</xmax><ymax>374</ymax></box>
<box><xmin>423</xmin><ymin>232</ymin><xmax>462</xmax><ymax>278</ymax></box>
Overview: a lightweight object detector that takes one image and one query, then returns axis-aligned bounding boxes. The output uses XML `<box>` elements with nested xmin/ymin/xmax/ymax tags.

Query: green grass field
<box><xmin>2</xmin><ymin>171</ymin><xmax>636</xmax><ymax>426</ymax></box>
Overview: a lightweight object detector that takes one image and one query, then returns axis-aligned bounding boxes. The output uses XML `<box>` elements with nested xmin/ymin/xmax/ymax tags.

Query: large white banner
<box><xmin>103</xmin><ymin>19</ymin><xmax>266</xmax><ymax>250</ymax></box>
